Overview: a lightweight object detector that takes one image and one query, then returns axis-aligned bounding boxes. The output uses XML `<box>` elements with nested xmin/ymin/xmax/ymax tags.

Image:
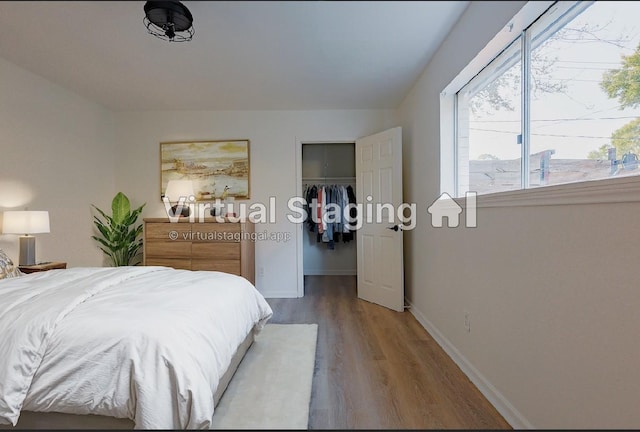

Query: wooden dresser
<box><xmin>143</xmin><ymin>218</ymin><xmax>255</xmax><ymax>285</ymax></box>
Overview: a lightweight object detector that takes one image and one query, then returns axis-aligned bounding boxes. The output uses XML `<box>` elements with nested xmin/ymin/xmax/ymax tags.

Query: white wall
<box><xmin>398</xmin><ymin>1</ymin><xmax>640</xmax><ymax>428</ymax></box>
<box><xmin>0</xmin><ymin>57</ymin><xmax>115</xmax><ymax>267</ymax></box>
<box><xmin>113</xmin><ymin>110</ymin><xmax>395</xmax><ymax>297</ymax></box>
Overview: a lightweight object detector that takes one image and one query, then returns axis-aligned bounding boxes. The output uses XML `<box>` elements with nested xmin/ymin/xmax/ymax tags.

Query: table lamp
<box><xmin>164</xmin><ymin>180</ymin><xmax>195</xmax><ymax>217</ymax></box>
<box><xmin>2</xmin><ymin>210</ymin><xmax>50</xmax><ymax>266</ymax></box>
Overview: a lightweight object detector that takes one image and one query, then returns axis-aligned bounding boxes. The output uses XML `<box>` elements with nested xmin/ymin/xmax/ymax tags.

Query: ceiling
<box><xmin>0</xmin><ymin>1</ymin><xmax>468</xmax><ymax>111</ymax></box>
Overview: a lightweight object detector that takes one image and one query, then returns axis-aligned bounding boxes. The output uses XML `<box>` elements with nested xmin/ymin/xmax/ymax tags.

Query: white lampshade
<box><xmin>3</xmin><ymin>211</ymin><xmax>50</xmax><ymax>234</ymax></box>
<box><xmin>164</xmin><ymin>180</ymin><xmax>195</xmax><ymax>202</ymax></box>
<box><xmin>3</xmin><ymin>211</ymin><xmax>50</xmax><ymax>266</ymax></box>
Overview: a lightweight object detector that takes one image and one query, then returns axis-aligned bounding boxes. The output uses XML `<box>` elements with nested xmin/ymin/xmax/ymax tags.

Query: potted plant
<box><xmin>92</xmin><ymin>192</ymin><xmax>146</xmax><ymax>266</ymax></box>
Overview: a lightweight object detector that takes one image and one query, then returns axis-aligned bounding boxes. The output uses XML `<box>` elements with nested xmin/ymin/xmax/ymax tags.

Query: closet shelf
<box><xmin>302</xmin><ymin>176</ymin><xmax>356</xmax><ymax>182</ymax></box>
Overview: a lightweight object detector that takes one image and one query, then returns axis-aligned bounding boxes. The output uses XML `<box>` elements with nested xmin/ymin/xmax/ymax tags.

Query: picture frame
<box><xmin>160</xmin><ymin>140</ymin><xmax>250</xmax><ymax>200</ymax></box>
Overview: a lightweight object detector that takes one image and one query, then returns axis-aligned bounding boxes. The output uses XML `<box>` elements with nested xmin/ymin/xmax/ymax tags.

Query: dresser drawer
<box><xmin>145</xmin><ymin>241</ymin><xmax>192</xmax><ymax>259</ymax></box>
<box><xmin>192</xmin><ymin>259</ymin><xmax>241</xmax><ymax>275</ymax></box>
<box><xmin>190</xmin><ymin>222</ymin><xmax>241</xmax><ymax>242</ymax></box>
<box><xmin>192</xmin><ymin>242</ymin><xmax>240</xmax><ymax>260</ymax></box>
<box><xmin>146</xmin><ymin>258</ymin><xmax>192</xmax><ymax>270</ymax></box>
<box><xmin>145</xmin><ymin>223</ymin><xmax>191</xmax><ymax>241</ymax></box>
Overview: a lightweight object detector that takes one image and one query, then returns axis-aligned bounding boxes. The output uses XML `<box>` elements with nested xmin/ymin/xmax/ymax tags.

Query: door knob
<box><xmin>387</xmin><ymin>225</ymin><xmax>401</xmax><ymax>232</ymax></box>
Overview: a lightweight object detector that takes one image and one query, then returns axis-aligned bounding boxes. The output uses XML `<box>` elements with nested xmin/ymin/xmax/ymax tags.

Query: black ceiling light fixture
<box><xmin>143</xmin><ymin>1</ymin><xmax>195</xmax><ymax>42</ymax></box>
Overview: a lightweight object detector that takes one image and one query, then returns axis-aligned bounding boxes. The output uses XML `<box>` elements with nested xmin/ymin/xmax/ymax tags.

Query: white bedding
<box><xmin>0</xmin><ymin>266</ymin><xmax>273</xmax><ymax>429</ymax></box>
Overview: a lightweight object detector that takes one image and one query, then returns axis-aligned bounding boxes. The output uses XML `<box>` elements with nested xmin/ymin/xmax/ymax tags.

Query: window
<box><xmin>457</xmin><ymin>39</ymin><xmax>522</xmax><ymax>195</ymax></box>
<box><xmin>454</xmin><ymin>1</ymin><xmax>640</xmax><ymax>197</ymax></box>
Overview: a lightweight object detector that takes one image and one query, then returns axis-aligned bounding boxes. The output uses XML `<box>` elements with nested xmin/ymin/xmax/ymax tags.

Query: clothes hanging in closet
<box><xmin>302</xmin><ymin>184</ymin><xmax>357</xmax><ymax>250</ymax></box>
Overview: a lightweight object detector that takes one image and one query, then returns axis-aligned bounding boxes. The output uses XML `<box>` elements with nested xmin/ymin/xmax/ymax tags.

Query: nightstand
<box><xmin>19</xmin><ymin>262</ymin><xmax>67</xmax><ymax>274</ymax></box>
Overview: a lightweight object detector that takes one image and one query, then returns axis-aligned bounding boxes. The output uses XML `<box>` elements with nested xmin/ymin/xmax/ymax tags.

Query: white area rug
<box><xmin>210</xmin><ymin>323</ymin><xmax>318</xmax><ymax>430</ymax></box>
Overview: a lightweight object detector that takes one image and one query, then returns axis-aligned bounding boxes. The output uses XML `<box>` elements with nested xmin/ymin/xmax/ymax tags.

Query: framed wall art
<box><xmin>160</xmin><ymin>140</ymin><xmax>250</xmax><ymax>200</ymax></box>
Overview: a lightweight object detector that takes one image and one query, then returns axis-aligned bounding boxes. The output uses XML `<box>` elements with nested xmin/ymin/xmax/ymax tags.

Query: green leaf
<box><xmin>91</xmin><ymin>192</ymin><xmax>146</xmax><ymax>266</ymax></box>
<box><xmin>94</xmin><ymin>223</ymin><xmax>112</xmax><ymax>241</ymax></box>
<box><xmin>93</xmin><ymin>237</ymin><xmax>115</xmax><ymax>250</ymax></box>
<box><xmin>92</xmin><ymin>205</ymin><xmax>113</xmax><ymax>226</ymax></box>
<box><xmin>111</xmin><ymin>192</ymin><xmax>131</xmax><ymax>225</ymax></box>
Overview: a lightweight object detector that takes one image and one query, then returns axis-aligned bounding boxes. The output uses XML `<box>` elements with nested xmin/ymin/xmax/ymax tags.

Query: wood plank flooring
<box><xmin>266</xmin><ymin>275</ymin><xmax>511</xmax><ymax>430</ymax></box>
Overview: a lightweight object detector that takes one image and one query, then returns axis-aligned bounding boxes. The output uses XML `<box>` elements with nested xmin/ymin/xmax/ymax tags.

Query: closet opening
<box><xmin>300</xmin><ymin>142</ymin><xmax>357</xmax><ymax>294</ymax></box>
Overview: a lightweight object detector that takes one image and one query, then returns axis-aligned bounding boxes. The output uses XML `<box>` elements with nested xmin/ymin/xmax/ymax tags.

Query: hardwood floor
<box><xmin>266</xmin><ymin>275</ymin><xmax>511</xmax><ymax>430</ymax></box>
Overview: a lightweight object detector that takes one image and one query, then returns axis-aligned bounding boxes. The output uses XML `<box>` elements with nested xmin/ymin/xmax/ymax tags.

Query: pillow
<box><xmin>0</xmin><ymin>249</ymin><xmax>23</xmax><ymax>279</ymax></box>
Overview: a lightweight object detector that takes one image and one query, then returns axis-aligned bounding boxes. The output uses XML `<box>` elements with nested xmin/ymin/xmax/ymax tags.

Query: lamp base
<box><xmin>19</xmin><ymin>235</ymin><xmax>36</xmax><ymax>266</ymax></box>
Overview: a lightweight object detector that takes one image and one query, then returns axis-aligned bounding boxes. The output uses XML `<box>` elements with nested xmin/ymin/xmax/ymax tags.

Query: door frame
<box><xmin>295</xmin><ymin>137</ymin><xmax>357</xmax><ymax>298</ymax></box>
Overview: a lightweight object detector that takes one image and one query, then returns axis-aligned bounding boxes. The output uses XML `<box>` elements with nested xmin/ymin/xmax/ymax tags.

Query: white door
<box><xmin>355</xmin><ymin>127</ymin><xmax>404</xmax><ymax>312</ymax></box>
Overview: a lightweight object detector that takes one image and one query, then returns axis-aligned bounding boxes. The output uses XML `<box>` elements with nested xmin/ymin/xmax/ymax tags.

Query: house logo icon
<box><xmin>427</xmin><ymin>192</ymin><xmax>477</xmax><ymax>228</ymax></box>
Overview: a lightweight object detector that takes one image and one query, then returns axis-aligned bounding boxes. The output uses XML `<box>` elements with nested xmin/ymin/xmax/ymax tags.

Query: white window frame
<box><xmin>441</xmin><ymin>0</ymin><xmax>640</xmax><ymax>208</ymax></box>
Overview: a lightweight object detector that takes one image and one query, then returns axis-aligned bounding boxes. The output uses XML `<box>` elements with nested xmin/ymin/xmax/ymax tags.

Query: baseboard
<box><xmin>408</xmin><ymin>301</ymin><xmax>534</xmax><ymax>429</ymax></box>
<box><xmin>303</xmin><ymin>269</ymin><xmax>357</xmax><ymax>276</ymax></box>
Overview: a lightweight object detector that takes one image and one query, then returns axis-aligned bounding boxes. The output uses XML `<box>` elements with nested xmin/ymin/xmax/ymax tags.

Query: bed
<box><xmin>0</xmin><ymin>265</ymin><xmax>273</xmax><ymax>429</ymax></box>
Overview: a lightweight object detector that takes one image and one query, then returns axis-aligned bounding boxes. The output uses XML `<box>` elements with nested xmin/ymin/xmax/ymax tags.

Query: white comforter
<box><xmin>0</xmin><ymin>266</ymin><xmax>273</xmax><ymax>429</ymax></box>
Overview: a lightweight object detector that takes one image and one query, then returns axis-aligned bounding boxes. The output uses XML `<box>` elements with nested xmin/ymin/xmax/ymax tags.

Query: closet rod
<box><xmin>302</xmin><ymin>176</ymin><xmax>356</xmax><ymax>182</ymax></box>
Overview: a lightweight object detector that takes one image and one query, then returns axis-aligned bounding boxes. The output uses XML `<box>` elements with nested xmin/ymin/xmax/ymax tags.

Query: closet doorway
<box><xmin>296</xmin><ymin>128</ymin><xmax>404</xmax><ymax>310</ymax></box>
<box><xmin>297</xmin><ymin>141</ymin><xmax>357</xmax><ymax>296</ymax></box>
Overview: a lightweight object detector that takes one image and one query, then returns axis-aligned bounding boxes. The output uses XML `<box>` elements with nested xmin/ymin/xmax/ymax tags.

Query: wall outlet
<box><xmin>464</xmin><ymin>311</ymin><xmax>471</xmax><ymax>333</ymax></box>
<box><xmin>258</xmin><ymin>266</ymin><xmax>265</xmax><ymax>278</ymax></box>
